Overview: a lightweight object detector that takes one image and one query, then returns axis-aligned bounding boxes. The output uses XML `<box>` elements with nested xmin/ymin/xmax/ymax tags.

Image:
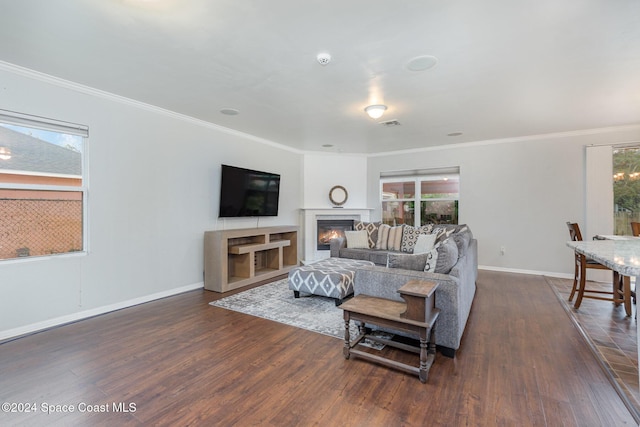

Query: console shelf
<box><xmin>204</xmin><ymin>225</ymin><xmax>299</xmax><ymax>293</ymax></box>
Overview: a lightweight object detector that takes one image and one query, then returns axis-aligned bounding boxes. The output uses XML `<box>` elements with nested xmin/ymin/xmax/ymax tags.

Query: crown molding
<box><xmin>0</xmin><ymin>61</ymin><xmax>303</xmax><ymax>154</ymax></box>
<box><xmin>367</xmin><ymin>124</ymin><xmax>640</xmax><ymax>157</ymax></box>
<box><xmin>2</xmin><ymin>60</ymin><xmax>638</xmax><ymax>158</ymax></box>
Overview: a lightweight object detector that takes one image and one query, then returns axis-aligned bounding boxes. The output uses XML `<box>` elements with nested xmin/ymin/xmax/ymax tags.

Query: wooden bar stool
<box><xmin>566</xmin><ymin>222</ymin><xmax>631</xmax><ymax>316</ymax></box>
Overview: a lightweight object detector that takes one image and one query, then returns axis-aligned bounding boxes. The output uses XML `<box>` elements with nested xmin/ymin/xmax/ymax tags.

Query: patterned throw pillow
<box><xmin>375</xmin><ymin>224</ymin><xmax>404</xmax><ymax>250</ymax></box>
<box><xmin>354</xmin><ymin>221</ymin><xmax>381</xmax><ymax>249</ymax></box>
<box><xmin>400</xmin><ymin>224</ymin><xmax>434</xmax><ymax>253</ymax></box>
<box><xmin>431</xmin><ymin>226</ymin><xmax>455</xmax><ymax>244</ymax></box>
<box><xmin>375</xmin><ymin>224</ymin><xmax>391</xmax><ymax>249</ymax></box>
<box><xmin>344</xmin><ymin>230</ymin><xmax>370</xmax><ymax>249</ymax></box>
<box><xmin>387</xmin><ymin>225</ymin><xmax>404</xmax><ymax>251</ymax></box>
<box><xmin>423</xmin><ymin>248</ymin><xmax>439</xmax><ymax>273</ymax></box>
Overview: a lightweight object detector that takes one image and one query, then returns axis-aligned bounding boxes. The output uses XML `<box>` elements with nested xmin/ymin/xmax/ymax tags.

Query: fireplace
<box><xmin>301</xmin><ymin>208</ymin><xmax>371</xmax><ymax>263</ymax></box>
<box><xmin>317</xmin><ymin>219</ymin><xmax>354</xmax><ymax>250</ymax></box>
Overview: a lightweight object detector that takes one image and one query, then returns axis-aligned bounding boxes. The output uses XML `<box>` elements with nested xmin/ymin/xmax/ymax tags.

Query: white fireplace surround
<box><xmin>300</xmin><ymin>208</ymin><xmax>373</xmax><ymax>263</ymax></box>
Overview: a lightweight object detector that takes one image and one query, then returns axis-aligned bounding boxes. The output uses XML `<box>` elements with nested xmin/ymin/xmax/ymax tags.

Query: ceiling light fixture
<box><xmin>364</xmin><ymin>104</ymin><xmax>387</xmax><ymax>119</ymax></box>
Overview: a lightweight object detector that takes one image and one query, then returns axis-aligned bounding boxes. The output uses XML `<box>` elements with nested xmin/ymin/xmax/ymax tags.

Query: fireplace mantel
<box><xmin>300</xmin><ymin>207</ymin><xmax>374</xmax><ymax>263</ymax></box>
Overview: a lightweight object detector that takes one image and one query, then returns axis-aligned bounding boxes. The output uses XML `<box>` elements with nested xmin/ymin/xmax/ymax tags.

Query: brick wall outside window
<box><xmin>0</xmin><ymin>197</ymin><xmax>83</xmax><ymax>260</ymax></box>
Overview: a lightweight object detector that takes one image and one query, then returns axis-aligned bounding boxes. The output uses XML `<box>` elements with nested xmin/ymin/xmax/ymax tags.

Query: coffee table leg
<box><xmin>343</xmin><ymin>311</ymin><xmax>351</xmax><ymax>359</ymax></box>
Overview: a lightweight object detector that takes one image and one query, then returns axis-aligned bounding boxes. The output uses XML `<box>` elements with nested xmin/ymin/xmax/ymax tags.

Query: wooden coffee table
<box><xmin>340</xmin><ymin>280</ymin><xmax>440</xmax><ymax>383</ymax></box>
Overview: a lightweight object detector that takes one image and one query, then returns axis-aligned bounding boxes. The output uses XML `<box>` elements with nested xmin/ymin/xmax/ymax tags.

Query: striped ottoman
<box><xmin>288</xmin><ymin>258</ymin><xmax>375</xmax><ymax>305</ymax></box>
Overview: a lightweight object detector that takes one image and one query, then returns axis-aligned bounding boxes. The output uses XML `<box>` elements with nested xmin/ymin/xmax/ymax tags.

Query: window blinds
<box><xmin>0</xmin><ymin>109</ymin><xmax>88</xmax><ymax>137</ymax></box>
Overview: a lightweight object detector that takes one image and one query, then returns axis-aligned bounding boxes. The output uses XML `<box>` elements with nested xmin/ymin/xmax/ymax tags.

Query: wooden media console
<box><xmin>204</xmin><ymin>225</ymin><xmax>299</xmax><ymax>293</ymax></box>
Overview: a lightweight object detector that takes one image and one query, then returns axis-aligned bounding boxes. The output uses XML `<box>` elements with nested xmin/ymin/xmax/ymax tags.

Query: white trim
<box><xmin>366</xmin><ymin>125</ymin><xmax>640</xmax><ymax>157</ymax></box>
<box><xmin>479</xmin><ymin>264</ymin><xmax>573</xmax><ymax>279</ymax></box>
<box><xmin>0</xmin><ymin>282</ymin><xmax>204</xmax><ymax>343</ymax></box>
<box><xmin>0</xmin><ymin>169</ymin><xmax>81</xmax><ymax>180</ymax></box>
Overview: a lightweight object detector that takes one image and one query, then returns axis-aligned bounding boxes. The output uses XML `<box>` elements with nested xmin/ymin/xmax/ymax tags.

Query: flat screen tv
<box><xmin>218</xmin><ymin>164</ymin><xmax>281</xmax><ymax>217</ymax></box>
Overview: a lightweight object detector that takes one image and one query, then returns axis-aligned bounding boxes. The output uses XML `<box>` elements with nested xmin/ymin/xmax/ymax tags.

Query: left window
<box><xmin>0</xmin><ymin>110</ymin><xmax>88</xmax><ymax>261</ymax></box>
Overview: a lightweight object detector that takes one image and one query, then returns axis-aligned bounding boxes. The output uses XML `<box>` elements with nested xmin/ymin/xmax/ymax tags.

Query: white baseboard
<box><xmin>0</xmin><ymin>282</ymin><xmax>204</xmax><ymax>343</ymax></box>
<box><xmin>478</xmin><ymin>265</ymin><xmax>573</xmax><ymax>280</ymax></box>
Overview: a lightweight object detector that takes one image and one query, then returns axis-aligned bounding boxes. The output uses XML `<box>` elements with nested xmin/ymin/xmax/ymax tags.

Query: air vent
<box><xmin>379</xmin><ymin>120</ymin><xmax>401</xmax><ymax>127</ymax></box>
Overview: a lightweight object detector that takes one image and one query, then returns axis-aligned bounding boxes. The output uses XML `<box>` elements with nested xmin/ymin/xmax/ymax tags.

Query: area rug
<box><xmin>210</xmin><ymin>278</ymin><xmax>388</xmax><ymax>348</ymax></box>
<box><xmin>545</xmin><ymin>276</ymin><xmax>640</xmax><ymax>419</ymax></box>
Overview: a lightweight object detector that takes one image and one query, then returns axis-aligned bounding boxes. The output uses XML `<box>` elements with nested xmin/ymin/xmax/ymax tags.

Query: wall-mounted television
<box><xmin>218</xmin><ymin>164</ymin><xmax>281</xmax><ymax>217</ymax></box>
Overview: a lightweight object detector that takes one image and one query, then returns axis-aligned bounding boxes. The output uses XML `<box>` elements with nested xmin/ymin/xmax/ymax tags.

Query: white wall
<box><xmin>0</xmin><ymin>66</ymin><xmax>303</xmax><ymax>338</ymax></box>
<box><xmin>367</xmin><ymin>128</ymin><xmax>640</xmax><ymax>276</ymax></box>
<box><xmin>302</xmin><ymin>153</ymin><xmax>368</xmax><ymax>208</ymax></box>
<box><xmin>3</xmin><ymin>62</ymin><xmax>639</xmax><ymax>339</ymax></box>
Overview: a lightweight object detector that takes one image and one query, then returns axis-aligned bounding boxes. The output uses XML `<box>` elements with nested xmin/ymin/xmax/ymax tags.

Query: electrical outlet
<box><xmin>500</xmin><ymin>246</ymin><xmax>506</xmax><ymax>255</ymax></box>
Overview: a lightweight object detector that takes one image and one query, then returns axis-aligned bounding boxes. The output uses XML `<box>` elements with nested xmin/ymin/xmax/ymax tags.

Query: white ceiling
<box><xmin>0</xmin><ymin>0</ymin><xmax>639</xmax><ymax>154</ymax></box>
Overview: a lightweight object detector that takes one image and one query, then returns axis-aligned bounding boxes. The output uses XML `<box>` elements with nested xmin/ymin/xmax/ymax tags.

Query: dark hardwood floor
<box><xmin>0</xmin><ymin>270</ymin><xmax>636</xmax><ymax>426</ymax></box>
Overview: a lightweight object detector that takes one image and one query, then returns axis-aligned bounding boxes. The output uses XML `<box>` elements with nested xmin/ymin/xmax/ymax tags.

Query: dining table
<box><xmin>566</xmin><ymin>237</ymin><xmax>640</xmax><ymax>391</ymax></box>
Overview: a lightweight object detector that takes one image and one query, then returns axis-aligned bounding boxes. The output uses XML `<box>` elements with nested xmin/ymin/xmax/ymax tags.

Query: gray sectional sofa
<box><xmin>330</xmin><ymin>222</ymin><xmax>477</xmax><ymax>357</ymax></box>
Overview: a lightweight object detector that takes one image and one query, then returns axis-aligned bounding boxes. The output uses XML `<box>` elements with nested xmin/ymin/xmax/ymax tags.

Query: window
<box><xmin>613</xmin><ymin>146</ymin><xmax>640</xmax><ymax>235</ymax></box>
<box><xmin>0</xmin><ymin>110</ymin><xmax>88</xmax><ymax>261</ymax></box>
<box><xmin>381</xmin><ymin>168</ymin><xmax>459</xmax><ymax>227</ymax></box>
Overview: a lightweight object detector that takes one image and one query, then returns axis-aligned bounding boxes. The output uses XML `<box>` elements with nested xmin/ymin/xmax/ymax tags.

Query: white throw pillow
<box><xmin>413</xmin><ymin>233</ymin><xmax>438</xmax><ymax>254</ymax></box>
<box><xmin>344</xmin><ymin>230</ymin><xmax>369</xmax><ymax>249</ymax></box>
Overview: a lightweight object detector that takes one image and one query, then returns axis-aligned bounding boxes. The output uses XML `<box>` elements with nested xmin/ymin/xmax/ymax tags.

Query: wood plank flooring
<box><xmin>0</xmin><ymin>270</ymin><xmax>636</xmax><ymax>426</ymax></box>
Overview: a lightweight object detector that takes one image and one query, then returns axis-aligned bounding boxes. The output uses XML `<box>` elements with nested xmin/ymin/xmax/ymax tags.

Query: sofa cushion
<box><xmin>452</xmin><ymin>231</ymin><xmax>471</xmax><ymax>256</ymax></box>
<box><xmin>400</xmin><ymin>224</ymin><xmax>434</xmax><ymax>253</ymax></box>
<box><xmin>339</xmin><ymin>248</ymin><xmax>374</xmax><ymax>262</ymax></box>
<box><xmin>344</xmin><ymin>230</ymin><xmax>369</xmax><ymax>249</ymax></box>
<box><xmin>387</xmin><ymin>252</ymin><xmax>429</xmax><ymax>271</ymax></box>
<box><xmin>354</xmin><ymin>221</ymin><xmax>381</xmax><ymax>248</ymax></box>
<box><xmin>369</xmin><ymin>250</ymin><xmax>391</xmax><ymax>266</ymax></box>
<box><xmin>376</xmin><ymin>224</ymin><xmax>404</xmax><ymax>250</ymax></box>
<box><xmin>435</xmin><ymin>238</ymin><xmax>458</xmax><ymax>274</ymax></box>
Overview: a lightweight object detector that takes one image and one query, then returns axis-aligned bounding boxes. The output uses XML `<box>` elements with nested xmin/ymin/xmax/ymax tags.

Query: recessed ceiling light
<box><xmin>405</xmin><ymin>55</ymin><xmax>438</xmax><ymax>72</ymax></box>
<box><xmin>447</xmin><ymin>132</ymin><xmax>463</xmax><ymax>137</ymax></box>
<box><xmin>317</xmin><ymin>53</ymin><xmax>331</xmax><ymax>66</ymax></box>
<box><xmin>220</xmin><ymin>108</ymin><xmax>240</xmax><ymax>115</ymax></box>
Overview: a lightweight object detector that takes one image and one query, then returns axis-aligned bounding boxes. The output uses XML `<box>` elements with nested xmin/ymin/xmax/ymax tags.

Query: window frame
<box><xmin>0</xmin><ymin>109</ymin><xmax>89</xmax><ymax>262</ymax></box>
<box><xmin>380</xmin><ymin>169</ymin><xmax>460</xmax><ymax>227</ymax></box>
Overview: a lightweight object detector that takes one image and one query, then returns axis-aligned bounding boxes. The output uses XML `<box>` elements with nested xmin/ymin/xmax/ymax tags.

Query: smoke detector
<box><xmin>317</xmin><ymin>52</ymin><xmax>331</xmax><ymax>65</ymax></box>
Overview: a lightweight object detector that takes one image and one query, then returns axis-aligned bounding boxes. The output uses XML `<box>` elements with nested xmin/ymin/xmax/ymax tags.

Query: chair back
<box><xmin>631</xmin><ymin>222</ymin><xmax>640</xmax><ymax>237</ymax></box>
<box><xmin>566</xmin><ymin>222</ymin><xmax>583</xmax><ymax>242</ymax></box>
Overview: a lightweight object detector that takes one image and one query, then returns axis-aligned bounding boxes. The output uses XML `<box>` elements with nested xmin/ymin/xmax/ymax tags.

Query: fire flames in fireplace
<box><xmin>318</xmin><ymin>229</ymin><xmax>342</xmax><ymax>245</ymax></box>
<box><xmin>317</xmin><ymin>219</ymin><xmax>354</xmax><ymax>250</ymax></box>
